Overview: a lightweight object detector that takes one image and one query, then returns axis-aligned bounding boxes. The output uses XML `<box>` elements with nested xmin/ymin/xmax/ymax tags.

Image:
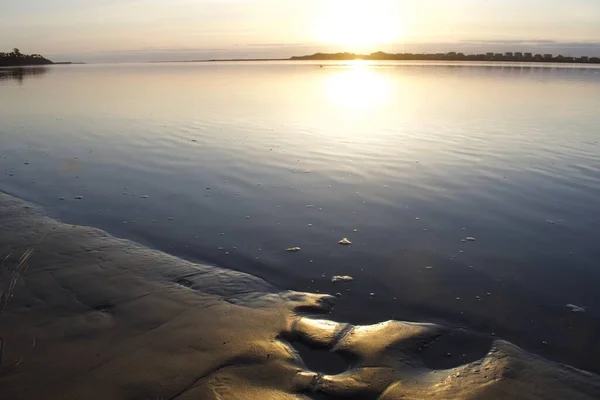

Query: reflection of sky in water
<box><xmin>1</xmin><ymin>62</ymin><xmax>600</xmax><ymax>371</ymax></box>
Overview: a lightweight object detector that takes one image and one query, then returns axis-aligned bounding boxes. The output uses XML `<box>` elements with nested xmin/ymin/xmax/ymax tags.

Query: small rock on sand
<box><xmin>338</xmin><ymin>238</ymin><xmax>352</xmax><ymax>245</ymax></box>
<box><xmin>331</xmin><ymin>275</ymin><xmax>353</xmax><ymax>283</ymax></box>
<box><xmin>566</xmin><ymin>304</ymin><xmax>586</xmax><ymax>313</ymax></box>
<box><xmin>465</xmin><ymin>237</ymin><xmax>476</xmax><ymax>242</ymax></box>
<box><xmin>286</xmin><ymin>247</ymin><xmax>301</xmax><ymax>252</ymax></box>
<box><xmin>74</xmin><ymin>196</ymin><xmax>83</xmax><ymax>200</ymax></box>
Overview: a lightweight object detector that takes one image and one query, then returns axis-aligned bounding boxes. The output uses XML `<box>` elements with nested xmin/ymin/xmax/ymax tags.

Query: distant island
<box><xmin>0</xmin><ymin>48</ymin><xmax>53</xmax><ymax>67</ymax></box>
<box><xmin>291</xmin><ymin>51</ymin><xmax>600</xmax><ymax>64</ymax></box>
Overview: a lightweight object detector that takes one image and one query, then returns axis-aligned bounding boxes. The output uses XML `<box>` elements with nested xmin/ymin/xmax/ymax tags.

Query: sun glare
<box><xmin>315</xmin><ymin>0</ymin><xmax>404</xmax><ymax>51</ymax></box>
<box><xmin>323</xmin><ymin>64</ymin><xmax>391</xmax><ymax>113</ymax></box>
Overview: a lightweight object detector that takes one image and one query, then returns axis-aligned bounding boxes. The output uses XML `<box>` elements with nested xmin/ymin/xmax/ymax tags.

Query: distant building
<box><xmin>524</xmin><ymin>53</ymin><xmax>533</xmax><ymax>59</ymax></box>
<box><xmin>543</xmin><ymin>54</ymin><xmax>553</xmax><ymax>60</ymax></box>
<box><xmin>534</xmin><ymin>54</ymin><xmax>543</xmax><ymax>61</ymax></box>
<box><xmin>505</xmin><ymin>52</ymin><xmax>514</xmax><ymax>58</ymax></box>
<box><xmin>514</xmin><ymin>52</ymin><xmax>523</xmax><ymax>59</ymax></box>
<box><xmin>581</xmin><ymin>56</ymin><xmax>589</xmax><ymax>62</ymax></box>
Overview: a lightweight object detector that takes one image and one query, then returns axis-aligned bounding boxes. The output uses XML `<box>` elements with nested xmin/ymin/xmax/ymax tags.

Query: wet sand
<box><xmin>1</xmin><ymin>192</ymin><xmax>600</xmax><ymax>399</ymax></box>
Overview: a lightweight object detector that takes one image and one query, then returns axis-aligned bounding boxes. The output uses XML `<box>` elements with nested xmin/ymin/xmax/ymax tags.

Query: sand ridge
<box><xmin>1</xmin><ymin>192</ymin><xmax>599</xmax><ymax>399</ymax></box>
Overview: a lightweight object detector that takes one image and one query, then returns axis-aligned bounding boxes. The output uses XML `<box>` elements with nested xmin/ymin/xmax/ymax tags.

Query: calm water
<box><xmin>1</xmin><ymin>62</ymin><xmax>600</xmax><ymax>371</ymax></box>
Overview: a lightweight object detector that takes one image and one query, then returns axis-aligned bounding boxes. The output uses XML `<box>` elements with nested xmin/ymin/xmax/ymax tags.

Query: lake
<box><xmin>1</xmin><ymin>61</ymin><xmax>600</xmax><ymax>373</ymax></box>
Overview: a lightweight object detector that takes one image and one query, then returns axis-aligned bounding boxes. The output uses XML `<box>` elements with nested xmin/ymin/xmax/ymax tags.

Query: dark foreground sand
<box><xmin>1</xmin><ymin>192</ymin><xmax>599</xmax><ymax>399</ymax></box>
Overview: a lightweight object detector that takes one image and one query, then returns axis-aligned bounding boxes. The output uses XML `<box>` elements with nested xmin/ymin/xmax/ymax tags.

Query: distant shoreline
<box><xmin>0</xmin><ymin>49</ymin><xmax>54</xmax><ymax>67</ymax></box>
<box><xmin>290</xmin><ymin>51</ymin><xmax>600</xmax><ymax>64</ymax></box>
<box><xmin>151</xmin><ymin>51</ymin><xmax>600</xmax><ymax>65</ymax></box>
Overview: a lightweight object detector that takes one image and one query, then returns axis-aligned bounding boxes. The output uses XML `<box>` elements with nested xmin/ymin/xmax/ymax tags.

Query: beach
<box><xmin>1</xmin><ymin>192</ymin><xmax>600</xmax><ymax>399</ymax></box>
<box><xmin>1</xmin><ymin>61</ymin><xmax>600</xmax><ymax>398</ymax></box>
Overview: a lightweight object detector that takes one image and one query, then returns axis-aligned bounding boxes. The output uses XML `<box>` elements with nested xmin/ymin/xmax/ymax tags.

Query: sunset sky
<box><xmin>1</xmin><ymin>0</ymin><xmax>600</xmax><ymax>62</ymax></box>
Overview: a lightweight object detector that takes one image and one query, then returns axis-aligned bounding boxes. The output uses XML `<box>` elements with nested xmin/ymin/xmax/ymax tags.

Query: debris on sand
<box><xmin>286</xmin><ymin>247</ymin><xmax>301</xmax><ymax>252</ymax></box>
<box><xmin>331</xmin><ymin>275</ymin><xmax>353</xmax><ymax>283</ymax></box>
<box><xmin>566</xmin><ymin>304</ymin><xmax>586</xmax><ymax>313</ymax></box>
<box><xmin>338</xmin><ymin>238</ymin><xmax>352</xmax><ymax>245</ymax></box>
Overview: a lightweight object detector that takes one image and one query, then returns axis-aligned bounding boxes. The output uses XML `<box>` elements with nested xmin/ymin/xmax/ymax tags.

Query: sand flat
<box><xmin>1</xmin><ymin>192</ymin><xmax>599</xmax><ymax>399</ymax></box>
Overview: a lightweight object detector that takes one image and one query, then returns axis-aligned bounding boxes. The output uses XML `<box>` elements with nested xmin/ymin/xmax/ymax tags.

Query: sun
<box><xmin>315</xmin><ymin>0</ymin><xmax>404</xmax><ymax>51</ymax></box>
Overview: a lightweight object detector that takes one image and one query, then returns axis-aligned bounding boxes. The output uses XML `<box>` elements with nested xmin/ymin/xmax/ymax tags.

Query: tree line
<box><xmin>291</xmin><ymin>51</ymin><xmax>600</xmax><ymax>64</ymax></box>
<box><xmin>0</xmin><ymin>48</ymin><xmax>53</xmax><ymax>67</ymax></box>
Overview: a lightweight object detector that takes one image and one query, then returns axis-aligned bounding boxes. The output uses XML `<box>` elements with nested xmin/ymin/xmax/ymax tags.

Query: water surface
<box><xmin>1</xmin><ymin>61</ymin><xmax>599</xmax><ymax>371</ymax></box>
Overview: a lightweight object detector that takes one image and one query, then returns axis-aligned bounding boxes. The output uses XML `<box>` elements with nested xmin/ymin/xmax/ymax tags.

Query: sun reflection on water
<box><xmin>323</xmin><ymin>63</ymin><xmax>392</xmax><ymax>114</ymax></box>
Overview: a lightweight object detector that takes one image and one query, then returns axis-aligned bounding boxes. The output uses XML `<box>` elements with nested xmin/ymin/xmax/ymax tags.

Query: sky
<box><xmin>1</xmin><ymin>0</ymin><xmax>600</xmax><ymax>62</ymax></box>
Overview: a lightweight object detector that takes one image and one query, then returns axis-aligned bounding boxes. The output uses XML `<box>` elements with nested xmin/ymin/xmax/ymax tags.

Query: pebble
<box><xmin>58</xmin><ymin>197</ymin><xmax>65</xmax><ymax>201</ymax></box>
<box><xmin>338</xmin><ymin>238</ymin><xmax>352</xmax><ymax>245</ymax></box>
<box><xmin>286</xmin><ymin>247</ymin><xmax>301</xmax><ymax>252</ymax></box>
<box><xmin>465</xmin><ymin>237</ymin><xmax>476</xmax><ymax>242</ymax></box>
<box><xmin>331</xmin><ymin>275</ymin><xmax>354</xmax><ymax>283</ymax></box>
<box><xmin>140</xmin><ymin>195</ymin><xmax>149</xmax><ymax>199</ymax></box>
<box><xmin>74</xmin><ymin>196</ymin><xmax>83</xmax><ymax>200</ymax></box>
<box><xmin>566</xmin><ymin>304</ymin><xmax>586</xmax><ymax>313</ymax></box>
<box><xmin>245</xmin><ymin>216</ymin><xmax>251</xmax><ymax>219</ymax></box>
<box><xmin>425</xmin><ymin>266</ymin><xmax>433</xmax><ymax>269</ymax></box>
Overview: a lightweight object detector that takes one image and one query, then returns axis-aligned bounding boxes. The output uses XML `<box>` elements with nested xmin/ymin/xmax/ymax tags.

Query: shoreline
<box><xmin>1</xmin><ymin>191</ymin><xmax>600</xmax><ymax>399</ymax></box>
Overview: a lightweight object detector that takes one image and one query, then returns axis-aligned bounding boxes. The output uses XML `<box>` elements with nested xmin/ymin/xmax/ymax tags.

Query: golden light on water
<box><xmin>323</xmin><ymin>63</ymin><xmax>392</xmax><ymax>113</ymax></box>
<box><xmin>315</xmin><ymin>0</ymin><xmax>404</xmax><ymax>50</ymax></box>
